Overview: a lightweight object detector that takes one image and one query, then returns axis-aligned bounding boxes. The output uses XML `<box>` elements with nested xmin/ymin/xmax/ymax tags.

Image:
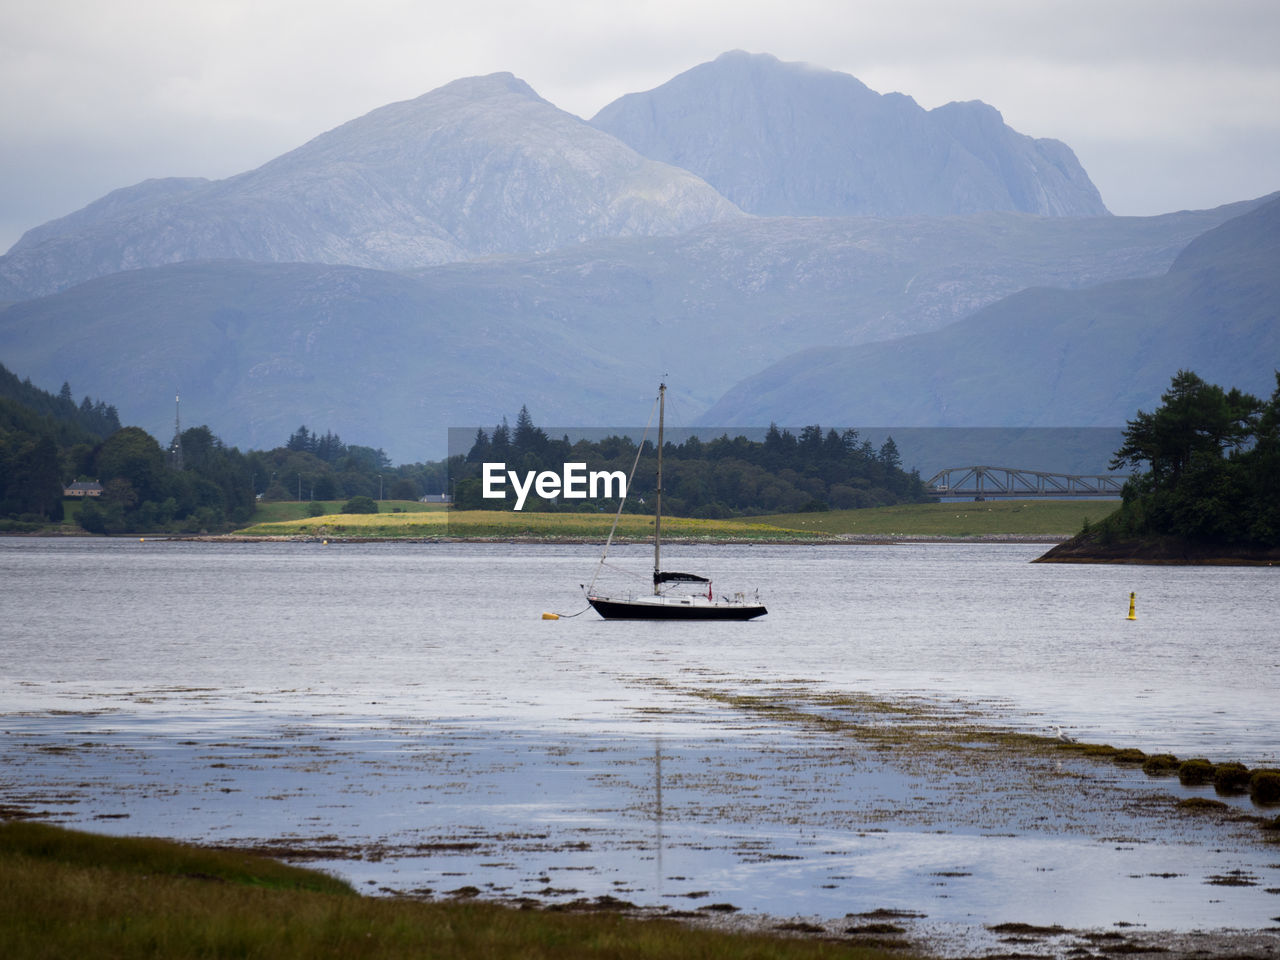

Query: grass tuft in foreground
<box><xmin>1</xmin><ymin>822</ymin><xmax>913</xmax><ymax>960</ymax></box>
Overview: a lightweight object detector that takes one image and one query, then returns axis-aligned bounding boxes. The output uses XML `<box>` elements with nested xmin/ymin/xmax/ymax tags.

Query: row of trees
<box><xmin>453</xmin><ymin>405</ymin><xmax>930</xmax><ymax>516</ymax></box>
<box><xmin>73</xmin><ymin>425</ymin><xmax>450</xmax><ymax>535</ymax></box>
<box><xmin>253</xmin><ymin>433</ymin><xmax>447</xmax><ymax>505</ymax></box>
<box><xmin>18</xmin><ymin>366</ymin><xmax>1273</xmax><ymax>538</ymax></box>
<box><xmin>1104</xmin><ymin>370</ymin><xmax>1280</xmax><ymax>546</ymax></box>
<box><xmin>76</xmin><ymin>426</ymin><xmax>256</xmax><ymax>534</ymax></box>
<box><xmin>0</xmin><ymin>365</ymin><xmax>451</xmax><ymax>533</ymax></box>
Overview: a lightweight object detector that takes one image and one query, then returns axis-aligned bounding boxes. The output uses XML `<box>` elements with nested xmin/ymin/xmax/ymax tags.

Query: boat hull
<box><xmin>587</xmin><ymin>595</ymin><xmax>767</xmax><ymax>621</ymax></box>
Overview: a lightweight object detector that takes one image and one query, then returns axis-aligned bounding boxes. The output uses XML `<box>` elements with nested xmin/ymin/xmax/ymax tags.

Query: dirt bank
<box><xmin>1035</xmin><ymin>534</ymin><xmax>1280</xmax><ymax>565</ymax></box>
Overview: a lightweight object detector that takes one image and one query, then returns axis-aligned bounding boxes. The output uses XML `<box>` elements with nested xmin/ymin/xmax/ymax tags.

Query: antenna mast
<box><xmin>169</xmin><ymin>393</ymin><xmax>184</xmax><ymax>470</ymax></box>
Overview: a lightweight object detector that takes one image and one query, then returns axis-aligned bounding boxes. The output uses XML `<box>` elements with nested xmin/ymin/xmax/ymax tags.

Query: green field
<box><xmin>758</xmin><ymin>499</ymin><xmax>1116</xmax><ymax>537</ymax></box>
<box><xmin>236</xmin><ymin>508</ymin><xmax>822</xmax><ymax>540</ymax></box>
<box><xmin>235</xmin><ymin>500</ymin><xmax>1114</xmax><ymax>540</ymax></box>
<box><xmin>0</xmin><ymin>821</ymin><xmax>912</xmax><ymax>960</ymax></box>
<box><xmin>250</xmin><ymin>499</ymin><xmax>446</xmax><ymax>523</ymax></box>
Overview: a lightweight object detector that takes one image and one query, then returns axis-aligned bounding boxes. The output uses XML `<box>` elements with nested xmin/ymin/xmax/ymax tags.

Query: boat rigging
<box><xmin>585</xmin><ymin>383</ymin><xmax>767</xmax><ymax>621</ymax></box>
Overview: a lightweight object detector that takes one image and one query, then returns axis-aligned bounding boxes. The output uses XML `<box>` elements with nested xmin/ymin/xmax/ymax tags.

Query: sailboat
<box><xmin>585</xmin><ymin>384</ymin><xmax>768</xmax><ymax>621</ymax></box>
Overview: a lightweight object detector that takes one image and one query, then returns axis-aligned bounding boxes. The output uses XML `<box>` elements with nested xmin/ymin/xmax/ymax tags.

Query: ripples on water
<box><xmin>5</xmin><ymin>538</ymin><xmax>1275</xmax><ymax>759</ymax></box>
<box><xmin>2</xmin><ymin>537</ymin><xmax>1278</xmax><ymax>944</ymax></box>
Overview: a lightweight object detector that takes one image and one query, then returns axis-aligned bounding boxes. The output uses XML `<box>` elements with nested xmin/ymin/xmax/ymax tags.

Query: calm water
<box><xmin>4</xmin><ymin>537</ymin><xmax>1276</xmax><ymax>757</ymax></box>
<box><xmin>2</xmin><ymin>537</ymin><xmax>1278</xmax><ymax>946</ymax></box>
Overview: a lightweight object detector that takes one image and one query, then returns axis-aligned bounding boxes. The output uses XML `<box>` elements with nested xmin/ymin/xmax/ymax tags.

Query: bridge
<box><xmin>925</xmin><ymin>465</ymin><xmax>1125</xmax><ymax>499</ymax></box>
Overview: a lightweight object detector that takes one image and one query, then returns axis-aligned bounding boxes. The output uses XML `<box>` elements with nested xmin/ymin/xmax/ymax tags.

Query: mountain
<box><xmin>0</xmin><ymin>200</ymin><xmax>1259</xmax><ymax>462</ymax></box>
<box><xmin>0</xmin><ymin>260</ymin><xmax>638</xmax><ymax>460</ymax></box>
<box><xmin>0</xmin><ymin>55</ymin><xmax>1270</xmax><ymax>463</ymax></box>
<box><xmin>0</xmin><ymin>74</ymin><xmax>741</xmax><ymax>300</ymax></box>
<box><xmin>591</xmin><ymin>51</ymin><xmax>1108</xmax><ymax>219</ymax></box>
<box><xmin>702</xmin><ymin>196</ymin><xmax>1280</xmax><ymax>429</ymax></box>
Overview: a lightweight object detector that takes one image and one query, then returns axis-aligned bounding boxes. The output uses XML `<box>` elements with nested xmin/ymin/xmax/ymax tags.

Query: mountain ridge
<box><xmin>591</xmin><ymin>50</ymin><xmax>1108</xmax><ymax>218</ymax></box>
<box><xmin>701</xmin><ymin>196</ymin><xmax>1280</xmax><ymax>429</ymax></box>
<box><xmin>0</xmin><ymin>72</ymin><xmax>741</xmax><ymax>299</ymax></box>
<box><xmin>0</xmin><ymin>54</ymin><xmax>1272</xmax><ymax>464</ymax></box>
<box><xmin>0</xmin><ymin>198</ymin><xmax>1265</xmax><ymax>462</ymax></box>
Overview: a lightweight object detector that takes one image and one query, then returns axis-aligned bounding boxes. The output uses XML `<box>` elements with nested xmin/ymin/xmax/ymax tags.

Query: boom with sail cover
<box><xmin>654</xmin><ymin>571</ymin><xmax>710</xmax><ymax>584</ymax></box>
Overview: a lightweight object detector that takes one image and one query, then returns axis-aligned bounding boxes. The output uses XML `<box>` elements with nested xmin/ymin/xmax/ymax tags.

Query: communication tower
<box><xmin>168</xmin><ymin>393</ymin><xmax>184</xmax><ymax>470</ymax></box>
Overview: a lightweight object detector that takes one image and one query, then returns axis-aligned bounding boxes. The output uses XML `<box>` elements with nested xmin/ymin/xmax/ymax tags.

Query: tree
<box><xmin>94</xmin><ymin>427</ymin><xmax>167</xmax><ymax>505</ymax></box>
<box><xmin>312</xmin><ymin>473</ymin><xmax>340</xmax><ymax>500</ymax></box>
<box><xmin>878</xmin><ymin>436</ymin><xmax>902</xmax><ymax>470</ymax></box>
<box><xmin>513</xmin><ymin>405</ymin><xmax>547</xmax><ymax>456</ymax></box>
<box><xmin>286</xmin><ymin>426</ymin><xmax>314</xmax><ymax>453</ymax></box>
<box><xmin>465</xmin><ymin>427</ymin><xmax>490</xmax><ymax>463</ymax></box>
<box><xmin>178</xmin><ymin>426</ymin><xmax>219</xmax><ymax>471</ymax></box>
<box><xmin>1111</xmin><ymin>370</ymin><xmax>1262</xmax><ymax>489</ymax></box>
<box><xmin>1104</xmin><ymin>370</ymin><xmax>1278</xmax><ymax>547</ymax></box>
<box><xmin>0</xmin><ymin>433</ymin><xmax>64</xmax><ymax>520</ymax></box>
<box><xmin>491</xmin><ymin>418</ymin><xmax>511</xmax><ymax>458</ymax></box>
<box><xmin>389</xmin><ymin>477</ymin><xmax>420</xmax><ymax>501</ymax></box>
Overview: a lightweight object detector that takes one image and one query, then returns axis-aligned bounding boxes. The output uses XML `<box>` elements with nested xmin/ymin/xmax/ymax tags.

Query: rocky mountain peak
<box><xmin>592</xmin><ymin>51</ymin><xmax>1109</xmax><ymax>218</ymax></box>
<box><xmin>0</xmin><ymin>72</ymin><xmax>740</xmax><ymax>299</ymax></box>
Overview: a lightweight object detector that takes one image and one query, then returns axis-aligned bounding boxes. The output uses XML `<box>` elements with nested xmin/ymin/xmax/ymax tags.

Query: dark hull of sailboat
<box><xmin>587</xmin><ymin>595</ymin><xmax>767</xmax><ymax>621</ymax></box>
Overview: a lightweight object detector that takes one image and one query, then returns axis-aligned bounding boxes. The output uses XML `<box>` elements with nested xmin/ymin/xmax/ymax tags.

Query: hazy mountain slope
<box><xmin>702</xmin><ymin>197</ymin><xmax>1280</xmax><ymax>428</ymax></box>
<box><xmin>0</xmin><ymin>260</ymin><xmax>640</xmax><ymax>460</ymax></box>
<box><xmin>592</xmin><ymin>51</ymin><xmax>1108</xmax><ymax>218</ymax></box>
<box><xmin>409</xmin><ymin>202</ymin><xmax>1256</xmax><ymax>403</ymax></box>
<box><xmin>0</xmin><ymin>74</ymin><xmax>742</xmax><ymax>300</ymax></box>
<box><xmin>0</xmin><ymin>200</ymin><xmax>1260</xmax><ymax>461</ymax></box>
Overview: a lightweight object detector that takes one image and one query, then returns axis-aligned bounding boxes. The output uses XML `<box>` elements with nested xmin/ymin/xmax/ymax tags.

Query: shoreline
<box><xmin>9</xmin><ymin>684</ymin><xmax>1278</xmax><ymax>960</ymax></box>
<box><xmin>1035</xmin><ymin>534</ymin><xmax>1280</xmax><ymax>566</ymax></box>
<box><xmin>14</xmin><ymin>529</ymin><xmax>1279</xmax><ymax>564</ymax></box>
<box><xmin>5</xmin><ymin>531</ymin><xmax>1071</xmax><ymax>545</ymax></box>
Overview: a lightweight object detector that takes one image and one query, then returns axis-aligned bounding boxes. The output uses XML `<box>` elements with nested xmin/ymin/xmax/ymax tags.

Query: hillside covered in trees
<box><xmin>452</xmin><ymin>406</ymin><xmax>930</xmax><ymax>517</ymax></box>
<box><xmin>0</xmin><ymin>365</ymin><xmax>448</xmax><ymax>534</ymax></box>
<box><xmin>1</xmin><ymin>364</ymin><xmax>121</xmax><ymax>525</ymax></box>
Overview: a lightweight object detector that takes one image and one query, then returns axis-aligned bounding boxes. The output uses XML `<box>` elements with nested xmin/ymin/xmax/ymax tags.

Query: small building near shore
<box><xmin>63</xmin><ymin>481</ymin><xmax>103</xmax><ymax>498</ymax></box>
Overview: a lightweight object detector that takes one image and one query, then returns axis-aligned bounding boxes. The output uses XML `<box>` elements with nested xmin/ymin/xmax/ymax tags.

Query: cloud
<box><xmin>1</xmin><ymin>0</ymin><xmax>1278</xmax><ymax>249</ymax></box>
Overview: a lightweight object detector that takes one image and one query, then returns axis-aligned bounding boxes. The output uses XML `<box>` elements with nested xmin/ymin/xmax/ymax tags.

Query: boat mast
<box><xmin>653</xmin><ymin>382</ymin><xmax>664</xmax><ymax>593</ymax></box>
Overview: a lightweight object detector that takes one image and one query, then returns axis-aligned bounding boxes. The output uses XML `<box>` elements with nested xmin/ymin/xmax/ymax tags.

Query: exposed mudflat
<box><xmin>4</xmin><ymin>682</ymin><xmax>1278</xmax><ymax>959</ymax></box>
<box><xmin>4</xmin><ymin>537</ymin><xmax>1278</xmax><ymax>959</ymax></box>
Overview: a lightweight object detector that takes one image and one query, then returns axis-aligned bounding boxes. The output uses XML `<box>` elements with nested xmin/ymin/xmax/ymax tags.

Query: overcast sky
<box><xmin>2</xmin><ymin>0</ymin><xmax>1278</xmax><ymax>252</ymax></box>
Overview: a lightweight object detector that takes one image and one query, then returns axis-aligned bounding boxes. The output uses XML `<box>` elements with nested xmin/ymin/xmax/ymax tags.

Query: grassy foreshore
<box><xmin>753</xmin><ymin>499</ymin><xmax>1108</xmax><ymax>537</ymax></box>
<box><xmin>235</xmin><ymin>508</ymin><xmax>824</xmax><ymax>540</ymax></box>
<box><xmin>231</xmin><ymin>499</ymin><xmax>1110</xmax><ymax>541</ymax></box>
<box><xmin>0</xmin><ymin>821</ymin><xmax>913</xmax><ymax>960</ymax></box>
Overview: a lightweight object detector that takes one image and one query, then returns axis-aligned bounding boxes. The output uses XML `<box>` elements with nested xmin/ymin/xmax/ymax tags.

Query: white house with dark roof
<box><xmin>63</xmin><ymin>481</ymin><xmax>103</xmax><ymax>497</ymax></box>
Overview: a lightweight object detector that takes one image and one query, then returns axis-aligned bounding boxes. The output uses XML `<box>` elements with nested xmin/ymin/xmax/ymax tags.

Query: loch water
<box><xmin>2</xmin><ymin>537</ymin><xmax>1278</xmax><ymax>946</ymax></box>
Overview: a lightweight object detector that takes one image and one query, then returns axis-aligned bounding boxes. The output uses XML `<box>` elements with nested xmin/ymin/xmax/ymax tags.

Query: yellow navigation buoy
<box><xmin>1127</xmin><ymin>591</ymin><xmax>1137</xmax><ymax>620</ymax></box>
<box><xmin>542</xmin><ymin>612</ymin><xmax>560</xmax><ymax>620</ymax></box>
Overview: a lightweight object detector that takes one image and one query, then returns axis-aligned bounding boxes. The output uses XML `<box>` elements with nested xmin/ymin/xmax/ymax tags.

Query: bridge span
<box><xmin>926</xmin><ymin>465</ymin><xmax>1125</xmax><ymax>499</ymax></box>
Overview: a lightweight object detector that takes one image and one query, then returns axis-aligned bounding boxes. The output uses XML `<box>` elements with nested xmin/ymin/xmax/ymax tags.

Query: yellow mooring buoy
<box><xmin>1127</xmin><ymin>591</ymin><xmax>1137</xmax><ymax>620</ymax></box>
<box><xmin>542</xmin><ymin>612</ymin><xmax>560</xmax><ymax>620</ymax></box>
